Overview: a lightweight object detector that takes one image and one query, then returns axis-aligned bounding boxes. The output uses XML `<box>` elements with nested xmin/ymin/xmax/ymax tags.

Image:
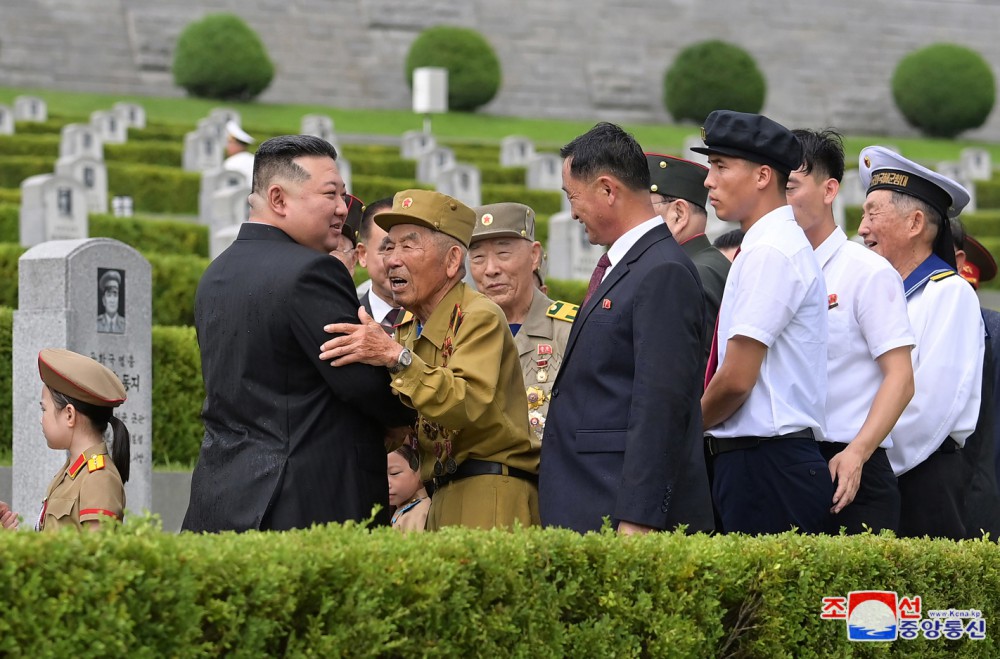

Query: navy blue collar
<box><xmin>902</xmin><ymin>254</ymin><xmax>955</xmax><ymax>298</ymax></box>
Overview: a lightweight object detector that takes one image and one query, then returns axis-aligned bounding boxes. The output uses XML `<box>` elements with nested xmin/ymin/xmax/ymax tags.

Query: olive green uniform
<box><xmin>515</xmin><ymin>288</ymin><xmax>575</xmax><ymax>448</ymax></box>
<box><xmin>39</xmin><ymin>442</ymin><xmax>124</xmax><ymax>532</ymax></box>
<box><xmin>391</xmin><ymin>281</ymin><xmax>540</xmax><ymax>529</ymax></box>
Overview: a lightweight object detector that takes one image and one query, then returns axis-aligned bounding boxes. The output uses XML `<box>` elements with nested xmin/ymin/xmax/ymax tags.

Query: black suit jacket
<box><xmin>539</xmin><ymin>222</ymin><xmax>715</xmax><ymax>532</ymax></box>
<box><xmin>182</xmin><ymin>223</ymin><xmax>414</xmax><ymax>532</ymax></box>
<box><xmin>681</xmin><ymin>233</ymin><xmax>731</xmax><ymax>360</ymax></box>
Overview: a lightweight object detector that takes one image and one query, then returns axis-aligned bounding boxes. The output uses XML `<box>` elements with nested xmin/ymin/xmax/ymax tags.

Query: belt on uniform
<box><xmin>706</xmin><ymin>428</ymin><xmax>815</xmax><ymax>457</ymax></box>
<box><xmin>433</xmin><ymin>459</ymin><xmax>538</xmax><ymax>489</ymax></box>
<box><xmin>936</xmin><ymin>438</ymin><xmax>960</xmax><ymax>454</ymax></box>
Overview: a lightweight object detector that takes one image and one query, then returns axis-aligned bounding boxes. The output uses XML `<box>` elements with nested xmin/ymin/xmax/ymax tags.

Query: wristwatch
<box><xmin>388</xmin><ymin>348</ymin><xmax>413</xmax><ymax>374</ymax></box>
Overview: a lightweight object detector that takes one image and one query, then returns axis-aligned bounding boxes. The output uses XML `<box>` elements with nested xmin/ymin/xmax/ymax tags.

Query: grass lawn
<box><xmin>3</xmin><ymin>86</ymin><xmax>999</xmax><ymax>164</ymax></box>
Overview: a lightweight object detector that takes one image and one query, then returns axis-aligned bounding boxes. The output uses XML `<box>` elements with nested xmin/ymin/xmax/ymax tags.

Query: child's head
<box><xmin>38</xmin><ymin>349</ymin><xmax>131</xmax><ymax>483</ymax></box>
<box><xmin>387</xmin><ymin>445</ymin><xmax>422</xmax><ymax>507</ymax></box>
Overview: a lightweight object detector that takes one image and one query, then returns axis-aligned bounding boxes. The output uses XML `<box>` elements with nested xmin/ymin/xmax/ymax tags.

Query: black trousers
<box><xmin>897</xmin><ymin>449</ymin><xmax>967</xmax><ymax>540</ymax></box>
<box><xmin>818</xmin><ymin>442</ymin><xmax>900</xmax><ymax>535</ymax></box>
<box><xmin>711</xmin><ymin>438</ymin><xmax>833</xmax><ymax>535</ymax></box>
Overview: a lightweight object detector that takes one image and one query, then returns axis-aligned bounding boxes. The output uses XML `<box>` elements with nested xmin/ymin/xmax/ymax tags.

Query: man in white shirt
<box><xmin>539</xmin><ymin>122</ymin><xmax>714</xmax><ymax>534</ymax></box>
<box><xmin>858</xmin><ymin>146</ymin><xmax>984</xmax><ymax>540</ymax></box>
<box><xmin>697</xmin><ymin>111</ymin><xmax>832</xmax><ymax>535</ymax></box>
<box><xmin>786</xmin><ymin>129</ymin><xmax>915</xmax><ymax>534</ymax></box>
<box><xmin>223</xmin><ymin>121</ymin><xmax>255</xmax><ymax>184</ymax></box>
<box><xmin>357</xmin><ymin>197</ymin><xmax>410</xmax><ymax>333</ymax></box>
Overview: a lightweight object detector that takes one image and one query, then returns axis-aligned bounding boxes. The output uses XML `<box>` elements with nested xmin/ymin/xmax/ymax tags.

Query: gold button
<box><xmin>449</xmin><ymin>202</ymin><xmax>457</xmax><ymax>210</ymax></box>
<box><xmin>434</xmin><ymin>221</ymin><xmax>440</xmax><ymax>228</ymax></box>
<box><xmin>659</xmin><ymin>160</ymin><xmax>667</xmax><ymax>169</ymax></box>
<box><xmin>650</xmin><ymin>184</ymin><xmax>658</xmax><ymax>192</ymax></box>
<box><xmin>394</xmin><ymin>378</ymin><xmax>403</xmax><ymax>386</ymax></box>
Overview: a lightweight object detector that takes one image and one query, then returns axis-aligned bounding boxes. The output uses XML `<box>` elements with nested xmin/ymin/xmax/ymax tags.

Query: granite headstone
<box><xmin>301</xmin><ymin>114</ymin><xmax>337</xmax><ymax>146</ymax></box>
<box><xmin>60</xmin><ymin>124</ymin><xmax>104</xmax><ymax>161</ymax></box>
<box><xmin>500</xmin><ymin>136</ymin><xmax>536</xmax><ymax>167</ymax></box>
<box><xmin>90</xmin><ymin>110</ymin><xmax>128</xmax><ymax>144</ymax></box>
<box><xmin>199</xmin><ymin>168</ymin><xmax>247</xmax><ymax>224</ymax></box>
<box><xmin>436</xmin><ymin>164</ymin><xmax>481</xmax><ymax>207</ymax></box>
<box><xmin>20</xmin><ymin>175</ymin><xmax>89</xmax><ymax>247</ymax></box>
<box><xmin>55</xmin><ymin>155</ymin><xmax>109</xmax><ymax>215</ymax></box>
<box><xmin>547</xmin><ymin>211</ymin><xmax>605</xmax><ymax>280</ymax></box>
<box><xmin>113</xmin><ymin>102</ymin><xmax>146</xmax><ymax>130</ymax></box>
<box><xmin>13</xmin><ymin>96</ymin><xmax>47</xmax><ymax>122</ymax></box>
<box><xmin>525</xmin><ymin>153</ymin><xmax>563</xmax><ymax>190</ymax></box>
<box><xmin>0</xmin><ymin>104</ymin><xmax>13</xmax><ymax>135</ymax></box>
<box><xmin>400</xmin><ymin>130</ymin><xmax>436</xmax><ymax>159</ymax></box>
<box><xmin>416</xmin><ymin>147</ymin><xmax>456</xmax><ymax>184</ymax></box>
<box><xmin>183</xmin><ymin>129</ymin><xmax>224</xmax><ymax>172</ymax></box>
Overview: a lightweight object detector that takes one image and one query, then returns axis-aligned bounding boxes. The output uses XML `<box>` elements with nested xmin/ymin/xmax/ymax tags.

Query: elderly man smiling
<box><xmin>320</xmin><ymin>190</ymin><xmax>540</xmax><ymax>530</ymax></box>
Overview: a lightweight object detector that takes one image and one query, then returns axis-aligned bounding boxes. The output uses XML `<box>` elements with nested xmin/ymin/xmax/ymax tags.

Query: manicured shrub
<box><xmin>106</xmin><ymin>162</ymin><xmax>199</xmax><ymax>215</ymax></box>
<box><xmin>0</xmin><ymin>156</ymin><xmax>55</xmax><ymax>188</ymax></box>
<box><xmin>105</xmin><ymin>142</ymin><xmax>184</xmax><ymax>168</ymax></box>
<box><xmin>151</xmin><ymin>325</ymin><xmax>204</xmax><ymax>465</ymax></box>
<box><xmin>172</xmin><ymin>13</ymin><xmax>274</xmax><ymax>101</ymax></box>
<box><xmin>0</xmin><ymin>134</ymin><xmax>59</xmax><ymax>157</ymax></box>
<box><xmin>664</xmin><ymin>40</ymin><xmax>766</xmax><ymax>123</ymax></box>
<box><xmin>90</xmin><ymin>214</ymin><xmax>209</xmax><ymax>258</ymax></box>
<box><xmin>481</xmin><ymin>184</ymin><xmax>561</xmax><ymax>215</ymax></box>
<box><xmin>893</xmin><ymin>44</ymin><xmax>996</xmax><ymax>138</ymax></box>
<box><xmin>546</xmin><ymin>278</ymin><xmax>587</xmax><ymax>306</ymax></box>
<box><xmin>0</xmin><ymin>203</ymin><xmax>18</xmax><ymax>243</ymax></box>
<box><xmin>350</xmin><ymin>175</ymin><xmax>433</xmax><ymax>205</ymax></box>
<box><xmin>0</xmin><ymin>189</ymin><xmax>19</xmax><ymax>205</ymax></box>
<box><xmin>405</xmin><ymin>26</ymin><xmax>502</xmax><ymax>112</ymax></box>
<box><xmin>147</xmin><ymin>253</ymin><xmax>208</xmax><ymax>327</ymax></box>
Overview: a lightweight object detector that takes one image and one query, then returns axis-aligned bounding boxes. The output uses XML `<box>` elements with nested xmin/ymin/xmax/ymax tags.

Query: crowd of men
<box><xmin>181</xmin><ymin>113</ymin><xmax>1000</xmax><ymax>540</ymax></box>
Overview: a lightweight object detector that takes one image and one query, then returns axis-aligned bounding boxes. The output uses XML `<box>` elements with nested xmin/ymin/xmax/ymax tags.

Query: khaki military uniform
<box><xmin>391</xmin><ymin>496</ymin><xmax>431</xmax><ymax>532</ymax></box>
<box><xmin>391</xmin><ymin>282</ymin><xmax>540</xmax><ymax>529</ymax></box>
<box><xmin>38</xmin><ymin>442</ymin><xmax>124</xmax><ymax>532</ymax></box>
<box><xmin>515</xmin><ymin>289</ymin><xmax>575</xmax><ymax>448</ymax></box>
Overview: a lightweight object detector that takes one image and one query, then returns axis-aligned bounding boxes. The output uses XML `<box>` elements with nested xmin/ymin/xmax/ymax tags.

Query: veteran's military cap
<box><xmin>964</xmin><ymin>235</ymin><xmax>997</xmax><ymax>286</ymax></box>
<box><xmin>691</xmin><ymin>110</ymin><xmax>803</xmax><ymax>176</ymax></box>
<box><xmin>99</xmin><ymin>269</ymin><xmax>120</xmax><ymax>292</ymax></box>
<box><xmin>859</xmin><ymin>146</ymin><xmax>971</xmax><ymax>220</ymax></box>
<box><xmin>375</xmin><ymin>190</ymin><xmax>477</xmax><ymax>248</ymax></box>
<box><xmin>225</xmin><ymin>120</ymin><xmax>254</xmax><ymax>145</ymax></box>
<box><xmin>38</xmin><ymin>348</ymin><xmax>127</xmax><ymax>407</ymax></box>
<box><xmin>471</xmin><ymin>203</ymin><xmax>536</xmax><ymax>244</ymax></box>
<box><xmin>343</xmin><ymin>193</ymin><xmax>365</xmax><ymax>247</ymax></box>
<box><xmin>644</xmin><ymin>153</ymin><xmax>709</xmax><ymax>209</ymax></box>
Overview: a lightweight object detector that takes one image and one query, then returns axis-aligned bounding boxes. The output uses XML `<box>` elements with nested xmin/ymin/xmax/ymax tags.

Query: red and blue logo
<box><xmin>847</xmin><ymin>591</ymin><xmax>898</xmax><ymax>641</ymax></box>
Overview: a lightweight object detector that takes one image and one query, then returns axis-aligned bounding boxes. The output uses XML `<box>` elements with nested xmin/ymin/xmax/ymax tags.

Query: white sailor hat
<box><xmin>858</xmin><ymin>146</ymin><xmax>970</xmax><ymax>220</ymax></box>
<box><xmin>225</xmin><ymin>120</ymin><xmax>255</xmax><ymax>145</ymax></box>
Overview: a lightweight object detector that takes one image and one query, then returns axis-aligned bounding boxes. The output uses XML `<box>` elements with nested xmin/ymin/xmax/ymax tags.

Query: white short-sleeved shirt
<box><xmin>709</xmin><ymin>206</ymin><xmax>828</xmax><ymax>439</ymax></box>
<box><xmin>888</xmin><ymin>269</ymin><xmax>984</xmax><ymax>476</ymax></box>
<box><xmin>223</xmin><ymin>151</ymin><xmax>255</xmax><ymax>184</ymax></box>
<box><xmin>815</xmin><ymin>228</ymin><xmax>915</xmax><ymax>446</ymax></box>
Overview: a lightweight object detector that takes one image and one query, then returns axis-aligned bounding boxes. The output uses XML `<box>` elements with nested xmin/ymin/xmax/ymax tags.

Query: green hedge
<box><xmin>482</xmin><ymin>185</ymin><xmax>562</xmax><ymax>215</ymax></box>
<box><xmin>0</xmin><ymin>134</ymin><xmax>60</xmax><ymax>157</ymax></box>
<box><xmin>90</xmin><ymin>214</ymin><xmax>209</xmax><ymax>258</ymax></box>
<box><xmin>106</xmin><ymin>162</ymin><xmax>200</xmax><ymax>215</ymax></box>
<box><xmin>546</xmin><ymin>278</ymin><xmax>587</xmax><ymax>306</ymax></box>
<box><xmin>351</xmin><ymin>175</ymin><xmax>433</xmax><ymax>205</ymax></box>
<box><xmin>348</xmin><ymin>155</ymin><xmax>416</xmax><ymax>180</ymax></box>
<box><xmin>0</xmin><ymin>188</ymin><xmax>21</xmax><ymax>205</ymax></box>
<box><xmin>105</xmin><ymin>141</ymin><xmax>184</xmax><ymax>168</ymax></box>
<box><xmin>0</xmin><ymin>155</ymin><xmax>55</xmax><ymax>188</ymax></box>
<box><xmin>11</xmin><ymin>118</ymin><xmax>75</xmax><ymax>135</ymax></box>
<box><xmin>151</xmin><ymin>325</ymin><xmax>205</xmax><ymax>465</ymax></box>
<box><xmin>0</xmin><ymin>524</ymin><xmax>997</xmax><ymax>656</ymax></box>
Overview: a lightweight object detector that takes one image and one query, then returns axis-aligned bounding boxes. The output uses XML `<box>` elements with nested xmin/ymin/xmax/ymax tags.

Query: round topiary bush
<box><xmin>405</xmin><ymin>26</ymin><xmax>502</xmax><ymax>112</ymax></box>
<box><xmin>172</xmin><ymin>13</ymin><xmax>274</xmax><ymax>101</ymax></box>
<box><xmin>892</xmin><ymin>43</ymin><xmax>996</xmax><ymax>138</ymax></box>
<box><xmin>663</xmin><ymin>40</ymin><xmax>766</xmax><ymax>124</ymax></box>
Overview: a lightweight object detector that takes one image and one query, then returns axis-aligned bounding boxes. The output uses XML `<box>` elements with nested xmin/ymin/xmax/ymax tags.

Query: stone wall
<box><xmin>2</xmin><ymin>0</ymin><xmax>1000</xmax><ymax>139</ymax></box>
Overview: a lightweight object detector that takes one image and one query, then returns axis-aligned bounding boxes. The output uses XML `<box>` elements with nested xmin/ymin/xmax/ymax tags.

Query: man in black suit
<box><xmin>183</xmin><ymin>135</ymin><xmax>414</xmax><ymax>533</ymax></box>
<box><xmin>538</xmin><ymin>122</ymin><xmax>715</xmax><ymax>534</ymax></box>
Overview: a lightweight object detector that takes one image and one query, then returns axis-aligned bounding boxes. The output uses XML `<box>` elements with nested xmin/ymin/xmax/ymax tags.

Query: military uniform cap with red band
<box><xmin>38</xmin><ymin>348</ymin><xmax>127</xmax><ymax>407</ymax></box>
<box><xmin>644</xmin><ymin>153</ymin><xmax>710</xmax><ymax>209</ymax></box>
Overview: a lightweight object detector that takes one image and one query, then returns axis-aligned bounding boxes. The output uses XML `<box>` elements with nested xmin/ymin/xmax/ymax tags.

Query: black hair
<box><xmin>791</xmin><ymin>128</ymin><xmax>845</xmax><ymax>183</ymax></box>
<box><xmin>394</xmin><ymin>444</ymin><xmax>421</xmax><ymax>472</ymax></box>
<box><xmin>49</xmin><ymin>389</ymin><xmax>130</xmax><ymax>483</ymax></box>
<box><xmin>950</xmin><ymin>217</ymin><xmax>966</xmax><ymax>251</ymax></box>
<box><xmin>251</xmin><ymin>134</ymin><xmax>339</xmax><ymax>197</ymax></box>
<box><xmin>360</xmin><ymin>196</ymin><xmax>394</xmax><ymax>243</ymax></box>
<box><xmin>560</xmin><ymin>122</ymin><xmax>650</xmax><ymax>193</ymax></box>
<box><xmin>713</xmin><ymin>228</ymin><xmax>745</xmax><ymax>250</ymax></box>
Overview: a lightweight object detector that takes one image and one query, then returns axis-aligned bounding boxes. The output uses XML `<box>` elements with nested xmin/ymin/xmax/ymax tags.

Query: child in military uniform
<box><xmin>34</xmin><ymin>348</ymin><xmax>131</xmax><ymax>532</ymax></box>
<box><xmin>388</xmin><ymin>445</ymin><xmax>430</xmax><ymax>532</ymax></box>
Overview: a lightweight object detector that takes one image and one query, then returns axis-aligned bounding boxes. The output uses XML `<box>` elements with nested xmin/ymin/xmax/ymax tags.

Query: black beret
<box><xmin>691</xmin><ymin>110</ymin><xmax>803</xmax><ymax>176</ymax></box>
<box><xmin>644</xmin><ymin>153</ymin><xmax>709</xmax><ymax>209</ymax></box>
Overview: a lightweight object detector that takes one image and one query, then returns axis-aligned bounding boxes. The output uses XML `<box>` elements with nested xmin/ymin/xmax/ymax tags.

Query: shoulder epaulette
<box><xmin>68</xmin><ymin>454</ymin><xmax>87</xmax><ymax>479</ymax></box>
<box><xmin>930</xmin><ymin>270</ymin><xmax>956</xmax><ymax>282</ymax></box>
<box><xmin>87</xmin><ymin>454</ymin><xmax>106</xmax><ymax>473</ymax></box>
<box><xmin>546</xmin><ymin>301</ymin><xmax>579</xmax><ymax>323</ymax></box>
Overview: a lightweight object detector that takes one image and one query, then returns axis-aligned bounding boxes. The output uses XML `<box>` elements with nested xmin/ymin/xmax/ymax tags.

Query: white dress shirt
<box><xmin>815</xmin><ymin>227</ymin><xmax>915</xmax><ymax>446</ymax></box>
<box><xmin>223</xmin><ymin>151</ymin><xmax>255</xmax><ymax>185</ymax></box>
<box><xmin>368</xmin><ymin>288</ymin><xmax>395</xmax><ymax>326</ymax></box>
<box><xmin>602</xmin><ymin>217</ymin><xmax>662</xmax><ymax>281</ymax></box>
<box><xmin>888</xmin><ymin>271</ymin><xmax>984</xmax><ymax>476</ymax></box>
<box><xmin>710</xmin><ymin>206</ymin><xmax>828</xmax><ymax>439</ymax></box>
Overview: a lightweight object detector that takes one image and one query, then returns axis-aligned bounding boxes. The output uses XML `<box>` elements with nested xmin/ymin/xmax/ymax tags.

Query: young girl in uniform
<box><xmin>34</xmin><ymin>348</ymin><xmax>131</xmax><ymax>531</ymax></box>
<box><xmin>388</xmin><ymin>445</ymin><xmax>430</xmax><ymax>532</ymax></box>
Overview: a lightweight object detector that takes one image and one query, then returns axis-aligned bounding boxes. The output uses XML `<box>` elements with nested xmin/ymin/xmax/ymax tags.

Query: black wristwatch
<box><xmin>388</xmin><ymin>348</ymin><xmax>413</xmax><ymax>374</ymax></box>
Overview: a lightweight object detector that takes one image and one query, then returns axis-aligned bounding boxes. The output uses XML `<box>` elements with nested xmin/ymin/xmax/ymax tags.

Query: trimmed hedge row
<box><xmin>0</xmin><ymin>134</ymin><xmax>60</xmax><ymax>157</ymax></box>
<box><xmin>0</xmin><ymin>523</ymin><xmax>997</xmax><ymax>656</ymax></box>
<box><xmin>106</xmin><ymin>162</ymin><xmax>200</xmax><ymax>215</ymax></box>
<box><xmin>105</xmin><ymin>141</ymin><xmax>184</xmax><ymax>168</ymax></box>
<box><xmin>0</xmin><ymin>188</ymin><xmax>19</xmax><ymax>205</ymax></box>
<box><xmin>0</xmin><ymin>155</ymin><xmax>55</xmax><ymax>188</ymax></box>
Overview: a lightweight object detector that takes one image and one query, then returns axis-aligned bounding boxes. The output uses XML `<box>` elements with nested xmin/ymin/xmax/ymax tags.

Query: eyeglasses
<box><xmin>652</xmin><ymin>195</ymin><xmax>680</xmax><ymax>206</ymax></box>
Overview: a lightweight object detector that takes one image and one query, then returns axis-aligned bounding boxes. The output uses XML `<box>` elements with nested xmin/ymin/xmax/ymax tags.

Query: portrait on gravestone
<box><xmin>83</xmin><ymin>167</ymin><xmax>95</xmax><ymax>189</ymax></box>
<box><xmin>97</xmin><ymin>267</ymin><xmax>126</xmax><ymax>334</ymax></box>
<box><xmin>57</xmin><ymin>188</ymin><xmax>73</xmax><ymax>216</ymax></box>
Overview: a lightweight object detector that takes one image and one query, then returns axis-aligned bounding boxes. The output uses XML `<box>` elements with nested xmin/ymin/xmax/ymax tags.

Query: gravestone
<box><xmin>400</xmin><ymin>130</ymin><xmax>436</xmax><ymax>159</ymax></box>
<box><xmin>500</xmin><ymin>136</ymin><xmax>536</xmax><ymax>167</ymax></box>
<box><xmin>55</xmin><ymin>155</ymin><xmax>108</xmax><ymax>215</ymax></box>
<box><xmin>209</xmin><ymin>107</ymin><xmax>241</xmax><ymax>127</ymax></box>
<box><xmin>196</xmin><ymin>117</ymin><xmax>227</xmax><ymax>144</ymax></box>
<box><xmin>547</xmin><ymin>211</ymin><xmax>605</xmax><ymax>280</ymax></box>
<box><xmin>302</xmin><ymin>114</ymin><xmax>337</xmax><ymax>146</ymax></box>
<box><xmin>20</xmin><ymin>175</ymin><xmax>89</xmax><ymax>247</ymax></box>
<box><xmin>960</xmin><ymin>148</ymin><xmax>992</xmax><ymax>181</ymax></box>
<box><xmin>684</xmin><ymin>136</ymin><xmax>709</xmax><ymax>165</ymax></box>
<box><xmin>935</xmin><ymin>162</ymin><xmax>977</xmax><ymax>213</ymax></box>
<box><xmin>416</xmin><ymin>147</ymin><xmax>456</xmax><ymax>184</ymax></box>
<box><xmin>838</xmin><ymin>169</ymin><xmax>867</xmax><ymax>208</ymax></box>
<box><xmin>90</xmin><ymin>110</ymin><xmax>128</xmax><ymax>144</ymax></box>
<box><xmin>436</xmin><ymin>164</ymin><xmax>481</xmax><ymax>207</ymax></box>
<box><xmin>183</xmin><ymin>129</ymin><xmax>224</xmax><ymax>172</ymax></box>
<box><xmin>339</xmin><ymin>158</ymin><xmax>352</xmax><ymax>194</ymax></box>
<box><xmin>199</xmin><ymin>168</ymin><xmax>247</xmax><ymax>223</ymax></box>
<box><xmin>113</xmin><ymin>102</ymin><xmax>146</xmax><ymax>130</ymax></box>
<box><xmin>60</xmin><ymin>124</ymin><xmax>104</xmax><ymax>161</ymax></box>
<box><xmin>211</xmin><ymin>224</ymin><xmax>242</xmax><ymax>261</ymax></box>
<box><xmin>0</xmin><ymin>104</ymin><xmax>13</xmax><ymax>135</ymax></box>
<box><xmin>12</xmin><ymin>238</ymin><xmax>153</xmax><ymax>521</ymax></box>
<box><xmin>13</xmin><ymin>96</ymin><xmax>47</xmax><ymax>122</ymax></box>
<box><xmin>209</xmin><ymin>185</ymin><xmax>251</xmax><ymax>236</ymax></box>
<box><xmin>526</xmin><ymin>153</ymin><xmax>563</xmax><ymax>190</ymax></box>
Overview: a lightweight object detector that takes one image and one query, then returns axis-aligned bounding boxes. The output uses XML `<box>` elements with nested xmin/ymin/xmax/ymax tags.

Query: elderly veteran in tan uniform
<box><xmin>469</xmin><ymin>202</ymin><xmax>575</xmax><ymax>447</ymax></box>
<box><xmin>320</xmin><ymin>190</ymin><xmax>540</xmax><ymax>529</ymax></box>
<box><xmin>33</xmin><ymin>349</ymin><xmax>132</xmax><ymax>532</ymax></box>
